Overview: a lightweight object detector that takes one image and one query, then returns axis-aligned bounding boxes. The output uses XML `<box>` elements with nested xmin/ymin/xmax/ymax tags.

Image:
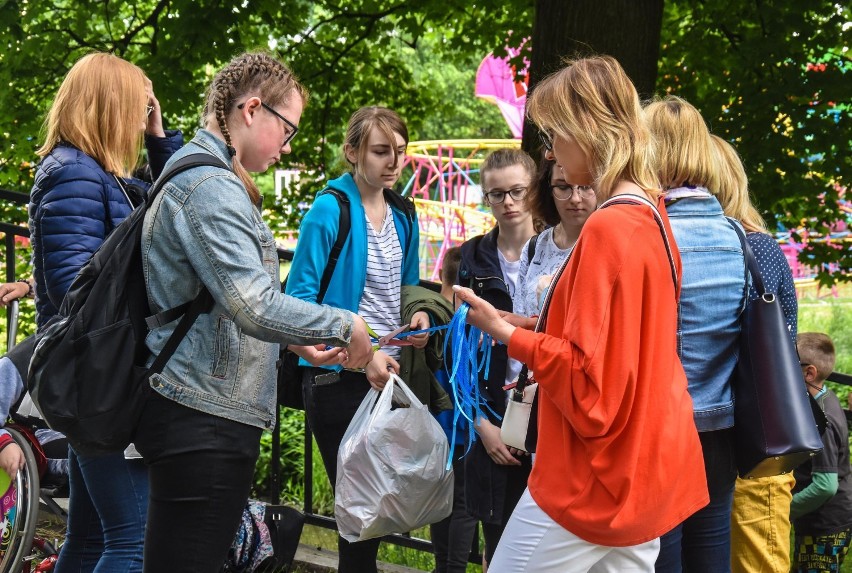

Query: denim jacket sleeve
<box><xmin>171</xmin><ymin>172</ymin><xmax>354</xmax><ymax>346</ymax></box>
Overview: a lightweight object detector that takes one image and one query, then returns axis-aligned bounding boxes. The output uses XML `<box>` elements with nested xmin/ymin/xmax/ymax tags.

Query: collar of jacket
<box><xmin>460</xmin><ymin>226</ymin><xmax>504</xmax><ymax>279</ymax></box>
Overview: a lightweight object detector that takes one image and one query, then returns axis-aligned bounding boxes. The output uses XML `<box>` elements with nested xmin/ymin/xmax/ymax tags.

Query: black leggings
<box><xmin>134</xmin><ymin>392</ymin><xmax>262</xmax><ymax>573</ymax></box>
<box><xmin>302</xmin><ymin>368</ymin><xmax>382</xmax><ymax>573</ymax></box>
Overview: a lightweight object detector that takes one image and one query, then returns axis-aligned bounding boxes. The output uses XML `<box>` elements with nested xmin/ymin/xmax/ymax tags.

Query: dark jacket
<box><xmin>457</xmin><ymin>226</ymin><xmax>531</xmax><ymax>524</ymax></box>
<box><xmin>398</xmin><ymin>285</ymin><xmax>453</xmax><ymax>413</ymax></box>
<box><xmin>457</xmin><ymin>227</ymin><xmax>513</xmax><ymax>422</ymax></box>
<box><xmin>29</xmin><ymin>131</ymin><xmax>183</xmax><ymax>329</ymax></box>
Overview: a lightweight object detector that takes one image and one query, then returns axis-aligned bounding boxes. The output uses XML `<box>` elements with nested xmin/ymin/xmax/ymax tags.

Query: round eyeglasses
<box><xmin>552</xmin><ymin>183</ymin><xmax>595</xmax><ymax>201</ymax></box>
<box><xmin>484</xmin><ymin>187</ymin><xmax>527</xmax><ymax>205</ymax></box>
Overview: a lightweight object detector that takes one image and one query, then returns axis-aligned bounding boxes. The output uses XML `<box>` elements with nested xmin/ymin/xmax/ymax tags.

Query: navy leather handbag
<box><xmin>727</xmin><ymin>220</ymin><xmax>824</xmax><ymax>478</ymax></box>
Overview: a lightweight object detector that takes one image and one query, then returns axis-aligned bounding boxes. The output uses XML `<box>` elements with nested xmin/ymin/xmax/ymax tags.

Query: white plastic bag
<box><xmin>334</xmin><ymin>373</ymin><xmax>453</xmax><ymax>542</ymax></box>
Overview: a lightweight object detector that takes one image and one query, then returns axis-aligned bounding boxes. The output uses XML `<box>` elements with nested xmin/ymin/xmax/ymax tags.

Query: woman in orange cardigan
<box><xmin>453</xmin><ymin>56</ymin><xmax>708</xmax><ymax>571</ymax></box>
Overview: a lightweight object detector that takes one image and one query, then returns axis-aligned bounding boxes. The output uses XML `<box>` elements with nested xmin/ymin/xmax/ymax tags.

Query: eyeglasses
<box><xmin>538</xmin><ymin>130</ymin><xmax>553</xmax><ymax>151</ymax></box>
<box><xmin>237</xmin><ymin>101</ymin><xmax>299</xmax><ymax>147</ymax></box>
<box><xmin>552</xmin><ymin>183</ymin><xmax>595</xmax><ymax>201</ymax></box>
<box><xmin>484</xmin><ymin>187</ymin><xmax>527</xmax><ymax>205</ymax></box>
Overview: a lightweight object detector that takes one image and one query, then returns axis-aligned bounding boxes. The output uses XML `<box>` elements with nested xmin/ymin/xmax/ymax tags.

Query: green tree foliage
<box><xmin>657</xmin><ymin>1</ymin><xmax>851</xmax><ymax>283</ymax></box>
<box><xmin>1</xmin><ymin>0</ymin><xmax>849</xmax><ymax>280</ymax></box>
<box><xmin>0</xmin><ymin>0</ymin><xmax>527</xmax><ymax>191</ymax></box>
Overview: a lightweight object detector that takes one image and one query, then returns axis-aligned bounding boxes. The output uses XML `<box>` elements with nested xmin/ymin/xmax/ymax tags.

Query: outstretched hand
<box><xmin>289</xmin><ymin>344</ymin><xmax>346</xmax><ymax>367</ymax></box>
<box><xmin>343</xmin><ymin>315</ymin><xmax>374</xmax><ymax>370</ymax></box>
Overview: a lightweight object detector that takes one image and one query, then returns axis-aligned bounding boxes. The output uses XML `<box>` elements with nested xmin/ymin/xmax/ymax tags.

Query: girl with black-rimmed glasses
<box><xmin>456</xmin><ymin>148</ymin><xmax>537</xmax><ymax>570</ymax></box>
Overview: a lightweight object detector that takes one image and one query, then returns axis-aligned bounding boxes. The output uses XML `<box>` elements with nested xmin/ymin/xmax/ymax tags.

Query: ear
<box><xmin>803</xmin><ymin>364</ymin><xmax>817</xmax><ymax>383</ymax></box>
<box><xmin>343</xmin><ymin>143</ymin><xmax>358</xmax><ymax>167</ymax></box>
<box><xmin>240</xmin><ymin>96</ymin><xmax>262</xmax><ymax>126</ymax></box>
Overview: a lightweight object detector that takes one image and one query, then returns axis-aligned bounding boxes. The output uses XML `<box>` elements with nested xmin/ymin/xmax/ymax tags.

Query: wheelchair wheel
<box><xmin>0</xmin><ymin>428</ymin><xmax>41</xmax><ymax>573</ymax></box>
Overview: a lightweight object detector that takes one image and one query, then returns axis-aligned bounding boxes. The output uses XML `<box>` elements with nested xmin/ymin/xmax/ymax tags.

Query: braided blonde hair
<box><xmin>203</xmin><ymin>52</ymin><xmax>308</xmax><ymax>205</ymax></box>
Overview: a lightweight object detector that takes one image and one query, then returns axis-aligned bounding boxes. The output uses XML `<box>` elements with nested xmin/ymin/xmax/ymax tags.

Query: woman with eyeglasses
<box><xmin>29</xmin><ymin>52</ymin><xmax>183</xmax><ymax>573</ymax></box>
<box><xmin>137</xmin><ymin>52</ymin><xmax>373</xmax><ymax>572</ymax></box>
<box><xmin>510</xmin><ymin>156</ymin><xmax>596</xmax><ymax>329</ymax></box>
<box><xmin>455</xmin><ymin>148</ymin><xmax>537</xmax><ymax>571</ymax></box>
<box><xmin>453</xmin><ymin>56</ymin><xmax>708</xmax><ymax>571</ymax></box>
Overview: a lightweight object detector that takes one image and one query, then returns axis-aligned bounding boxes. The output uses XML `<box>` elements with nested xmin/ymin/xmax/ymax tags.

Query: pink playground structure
<box><xmin>399</xmin><ymin>139</ymin><xmax>520</xmax><ymax>280</ymax></box>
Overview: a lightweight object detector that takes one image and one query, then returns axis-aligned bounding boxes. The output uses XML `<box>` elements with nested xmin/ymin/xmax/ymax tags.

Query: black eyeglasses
<box><xmin>484</xmin><ymin>187</ymin><xmax>527</xmax><ymax>205</ymax></box>
<box><xmin>552</xmin><ymin>183</ymin><xmax>595</xmax><ymax>201</ymax></box>
<box><xmin>538</xmin><ymin>130</ymin><xmax>553</xmax><ymax>151</ymax></box>
<box><xmin>237</xmin><ymin>101</ymin><xmax>299</xmax><ymax>146</ymax></box>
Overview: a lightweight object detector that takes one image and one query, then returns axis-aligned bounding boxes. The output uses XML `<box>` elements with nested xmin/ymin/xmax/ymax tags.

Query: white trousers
<box><xmin>489</xmin><ymin>489</ymin><xmax>660</xmax><ymax>572</ymax></box>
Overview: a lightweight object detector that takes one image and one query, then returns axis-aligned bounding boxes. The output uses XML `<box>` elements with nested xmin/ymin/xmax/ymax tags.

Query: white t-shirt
<box><xmin>357</xmin><ymin>205</ymin><xmax>404</xmax><ymax>359</ymax></box>
<box><xmin>497</xmin><ymin>248</ymin><xmax>524</xmax><ymax>388</ymax></box>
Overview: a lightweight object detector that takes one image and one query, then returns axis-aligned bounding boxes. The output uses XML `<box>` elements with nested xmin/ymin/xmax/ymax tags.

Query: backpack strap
<box><xmin>384</xmin><ymin>188</ymin><xmax>417</xmax><ymax>257</ymax></box>
<box><xmin>142</xmin><ymin>153</ymin><xmax>229</xmax><ymax>361</ymax></box>
<box><xmin>318</xmin><ymin>189</ymin><xmax>350</xmax><ymax>302</ymax></box>
<box><xmin>279</xmin><ymin>187</ymin><xmax>351</xmax><ymax>303</ymax></box>
<box><xmin>526</xmin><ymin>233</ymin><xmax>540</xmax><ymax>263</ymax></box>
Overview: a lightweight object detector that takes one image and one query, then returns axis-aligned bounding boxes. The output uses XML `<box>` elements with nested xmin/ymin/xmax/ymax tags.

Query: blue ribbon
<box><xmin>368</xmin><ymin>324</ymin><xmax>449</xmax><ymax>344</ymax></box>
<box><xmin>442</xmin><ymin>302</ymin><xmax>500</xmax><ymax>470</ymax></box>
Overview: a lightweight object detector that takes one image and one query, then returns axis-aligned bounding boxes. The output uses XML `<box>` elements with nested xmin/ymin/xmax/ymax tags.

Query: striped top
<box><xmin>358</xmin><ymin>204</ymin><xmax>404</xmax><ymax>359</ymax></box>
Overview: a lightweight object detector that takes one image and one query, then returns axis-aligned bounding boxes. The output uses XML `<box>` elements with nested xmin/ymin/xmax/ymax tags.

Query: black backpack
<box><xmin>28</xmin><ymin>153</ymin><xmax>230</xmax><ymax>455</ymax></box>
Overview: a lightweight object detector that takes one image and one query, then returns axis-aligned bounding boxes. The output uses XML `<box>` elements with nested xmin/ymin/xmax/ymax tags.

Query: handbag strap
<box><xmin>725</xmin><ymin>217</ymin><xmax>766</xmax><ymax>296</ymax></box>
<box><xmin>599</xmin><ymin>194</ymin><xmax>678</xmax><ymax>294</ymax></box>
<box><xmin>512</xmin><ymin>193</ymin><xmax>677</xmax><ymax>398</ymax></box>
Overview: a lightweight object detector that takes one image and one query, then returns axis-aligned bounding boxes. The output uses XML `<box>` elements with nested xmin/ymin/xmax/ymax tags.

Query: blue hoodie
<box><xmin>286</xmin><ymin>173</ymin><xmax>419</xmax><ymax>364</ymax></box>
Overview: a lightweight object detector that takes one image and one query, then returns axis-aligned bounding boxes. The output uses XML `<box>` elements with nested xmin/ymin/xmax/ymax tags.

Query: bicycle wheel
<box><xmin>0</xmin><ymin>428</ymin><xmax>41</xmax><ymax>573</ymax></box>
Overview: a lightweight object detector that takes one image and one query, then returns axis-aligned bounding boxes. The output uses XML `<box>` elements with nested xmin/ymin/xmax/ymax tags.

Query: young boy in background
<box><xmin>793</xmin><ymin>332</ymin><xmax>852</xmax><ymax>572</ymax></box>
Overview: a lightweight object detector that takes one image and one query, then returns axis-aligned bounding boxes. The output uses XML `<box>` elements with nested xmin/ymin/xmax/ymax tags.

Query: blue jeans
<box><xmin>656</xmin><ymin>429</ymin><xmax>736</xmax><ymax>573</ymax></box>
<box><xmin>55</xmin><ymin>449</ymin><xmax>148</xmax><ymax>573</ymax></box>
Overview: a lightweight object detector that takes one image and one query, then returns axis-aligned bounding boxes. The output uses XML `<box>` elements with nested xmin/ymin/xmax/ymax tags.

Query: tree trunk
<box><xmin>522</xmin><ymin>0</ymin><xmax>665</xmax><ymax>152</ymax></box>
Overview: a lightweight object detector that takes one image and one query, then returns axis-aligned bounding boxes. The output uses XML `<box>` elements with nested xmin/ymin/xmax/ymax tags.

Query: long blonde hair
<box><xmin>645</xmin><ymin>96</ymin><xmax>718</xmax><ymax>192</ymax></box>
<box><xmin>711</xmin><ymin>135</ymin><xmax>767</xmax><ymax>233</ymax></box>
<box><xmin>526</xmin><ymin>56</ymin><xmax>660</xmax><ymax>200</ymax></box>
<box><xmin>37</xmin><ymin>53</ymin><xmax>148</xmax><ymax>177</ymax></box>
<box><xmin>203</xmin><ymin>51</ymin><xmax>308</xmax><ymax>206</ymax></box>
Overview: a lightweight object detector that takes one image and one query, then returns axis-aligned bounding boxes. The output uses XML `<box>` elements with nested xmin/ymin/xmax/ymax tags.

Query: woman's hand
<box><xmin>0</xmin><ymin>282</ymin><xmax>29</xmax><ymax>306</ymax></box>
<box><xmin>145</xmin><ymin>79</ymin><xmax>166</xmax><ymax>138</ymax></box>
<box><xmin>343</xmin><ymin>315</ymin><xmax>374</xmax><ymax>370</ymax></box>
<box><xmin>365</xmin><ymin>350</ymin><xmax>399</xmax><ymax>391</ymax></box>
<box><xmin>289</xmin><ymin>344</ymin><xmax>346</xmax><ymax>367</ymax></box>
<box><xmin>452</xmin><ymin>286</ymin><xmax>516</xmax><ymax>344</ymax></box>
<box><xmin>0</xmin><ymin>444</ymin><xmax>25</xmax><ymax>478</ymax></box>
<box><xmin>407</xmin><ymin>311</ymin><xmax>430</xmax><ymax>349</ymax></box>
<box><xmin>497</xmin><ymin>311</ymin><xmax>537</xmax><ymax>330</ymax></box>
<box><xmin>475</xmin><ymin>417</ymin><xmax>521</xmax><ymax>466</ymax></box>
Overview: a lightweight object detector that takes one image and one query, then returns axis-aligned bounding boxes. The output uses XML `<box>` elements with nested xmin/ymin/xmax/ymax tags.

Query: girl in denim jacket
<box><xmin>137</xmin><ymin>52</ymin><xmax>373</xmax><ymax>572</ymax></box>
